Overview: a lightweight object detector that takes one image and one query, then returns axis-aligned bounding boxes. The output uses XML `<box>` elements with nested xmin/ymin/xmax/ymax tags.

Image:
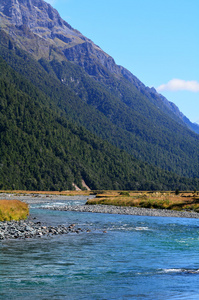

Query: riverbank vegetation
<box><xmin>1</xmin><ymin>190</ymin><xmax>199</xmax><ymax>213</ymax></box>
<box><xmin>86</xmin><ymin>191</ymin><xmax>199</xmax><ymax>212</ymax></box>
<box><xmin>0</xmin><ymin>200</ymin><xmax>29</xmax><ymax>221</ymax></box>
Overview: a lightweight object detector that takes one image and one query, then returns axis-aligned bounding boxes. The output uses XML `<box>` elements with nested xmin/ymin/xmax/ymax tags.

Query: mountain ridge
<box><xmin>2</xmin><ymin>53</ymin><xmax>198</xmax><ymax>191</ymax></box>
<box><xmin>1</xmin><ymin>0</ymin><xmax>198</xmax><ymax>134</ymax></box>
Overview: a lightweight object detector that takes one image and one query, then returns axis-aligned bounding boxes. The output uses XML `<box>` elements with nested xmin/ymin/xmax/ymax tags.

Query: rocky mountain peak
<box><xmin>0</xmin><ymin>0</ymin><xmax>76</xmax><ymax>34</ymax></box>
<box><xmin>0</xmin><ymin>0</ymin><xmax>198</xmax><ymax>135</ymax></box>
<box><xmin>0</xmin><ymin>0</ymin><xmax>118</xmax><ymax>78</ymax></box>
<box><xmin>0</xmin><ymin>0</ymin><xmax>23</xmax><ymax>26</ymax></box>
<box><xmin>0</xmin><ymin>0</ymin><xmax>92</xmax><ymax>63</ymax></box>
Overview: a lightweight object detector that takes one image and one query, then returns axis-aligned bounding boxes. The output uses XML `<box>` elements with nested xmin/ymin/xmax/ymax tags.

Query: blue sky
<box><xmin>46</xmin><ymin>0</ymin><xmax>199</xmax><ymax>123</ymax></box>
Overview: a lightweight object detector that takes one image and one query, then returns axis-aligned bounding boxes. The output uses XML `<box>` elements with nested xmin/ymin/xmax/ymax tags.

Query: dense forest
<box><xmin>1</xmin><ymin>0</ymin><xmax>199</xmax><ymax>191</ymax></box>
<box><xmin>0</xmin><ymin>30</ymin><xmax>199</xmax><ymax>181</ymax></box>
<box><xmin>1</xmin><ymin>55</ymin><xmax>199</xmax><ymax>191</ymax></box>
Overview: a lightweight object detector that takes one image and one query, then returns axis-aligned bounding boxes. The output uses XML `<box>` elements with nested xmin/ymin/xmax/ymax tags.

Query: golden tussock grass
<box><xmin>86</xmin><ymin>191</ymin><xmax>199</xmax><ymax>212</ymax></box>
<box><xmin>0</xmin><ymin>200</ymin><xmax>29</xmax><ymax>221</ymax></box>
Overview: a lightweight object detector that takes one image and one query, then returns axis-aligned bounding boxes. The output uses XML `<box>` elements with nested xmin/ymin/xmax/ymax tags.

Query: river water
<box><xmin>1</xmin><ymin>197</ymin><xmax>199</xmax><ymax>299</ymax></box>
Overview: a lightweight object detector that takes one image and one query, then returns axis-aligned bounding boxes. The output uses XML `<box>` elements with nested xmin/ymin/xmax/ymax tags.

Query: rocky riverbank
<box><xmin>0</xmin><ymin>193</ymin><xmax>94</xmax><ymax>203</ymax></box>
<box><xmin>44</xmin><ymin>204</ymin><xmax>199</xmax><ymax>219</ymax></box>
<box><xmin>2</xmin><ymin>194</ymin><xmax>199</xmax><ymax>240</ymax></box>
<box><xmin>0</xmin><ymin>194</ymin><xmax>94</xmax><ymax>240</ymax></box>
<box><xmin>0</xmin><ymin>218</ymin><xmax>88</xmax><ymax>240</ymax></box>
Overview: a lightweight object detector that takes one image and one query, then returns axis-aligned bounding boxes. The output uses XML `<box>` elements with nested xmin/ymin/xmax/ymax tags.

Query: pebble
<box><xmin>2</xmin><ymin>203</ymin><xmax>199</xmax><ymax>240</ymax></box>
<box><xmin>0</xmin><ymin>218</ymin><xmax>86</xmax><ymax>240</ymax></box>
<box><xmin>44</xmin><ymin>204</ymin><xmax>199</xmax><ymax>219</ymax></box>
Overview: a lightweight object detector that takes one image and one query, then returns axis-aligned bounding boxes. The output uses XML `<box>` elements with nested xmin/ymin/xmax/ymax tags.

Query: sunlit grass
<box><xmin>86</xmin><ymin>191</ymin><xmax>199</xmax><ymax>212</ymax></box>
<box><xmin>0</xmin><ymin>200</ymin><xmax>29</xmax><ymax>221</ymax></box>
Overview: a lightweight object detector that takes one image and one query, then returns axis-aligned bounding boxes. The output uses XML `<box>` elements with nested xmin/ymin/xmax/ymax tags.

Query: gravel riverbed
<box><xmin>1</xmin><ymin>194</ymin><xmax>199</xmax><ymax>240</ymax></box>
<box><xmin>45</xmin><ymin>204</ymin><xmax>199</xmax><ymax>219</ymax></box>
<box><xmin>0</xmin><ymin>217</ymin><xmax>88</xmax><ymax>240</ymax></box>
<box><xmin>0</xmin><ymin>194</ymin><xmax>93</xmax><ymax>240</ymax></box>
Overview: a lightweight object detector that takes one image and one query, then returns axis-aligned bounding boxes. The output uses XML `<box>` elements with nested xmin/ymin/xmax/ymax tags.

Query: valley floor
<box><xmin>1</xmin><ymin>190</ymin><xmax>199</xmax><ymax>219</ymax></box>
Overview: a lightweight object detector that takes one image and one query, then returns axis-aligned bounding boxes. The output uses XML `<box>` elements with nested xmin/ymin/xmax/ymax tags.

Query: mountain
<box><xmin>149</xmin><ymin>89</ymin><xmax>199</xmax><ymax>134</ymax></box>
<box><xmin>0</xmin><ymin>0</ymin><xmax>199</xmax><ymax>190</ymax></box>
<box><xmin>193</xmin><ymin>121</ymin><xmax>199</xmax><ymax>132</ymax></box>
<box><xmin>2</xmin><ymin>53</ymin><xmax>198</xmax><ymax>191</ymax></box>
<box><xmin>1</xmin><ymin>0</ymin><xmax>197</xmax><ymax>132</ymax></box>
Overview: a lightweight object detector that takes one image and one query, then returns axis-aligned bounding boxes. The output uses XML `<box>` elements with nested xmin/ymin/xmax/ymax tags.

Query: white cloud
<box><xmin>157</xmin><ymin>79</ymin><xmax>199</xmax><ymax>92</ymax></box>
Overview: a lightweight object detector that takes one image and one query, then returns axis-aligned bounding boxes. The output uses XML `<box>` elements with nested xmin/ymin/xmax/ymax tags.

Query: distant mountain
<box><xmin>148</xmin><ymin>89</ymin><xmax>199</xmax><ymax>134</ymax></box>
<box><xmin>0</xmin><ymin>0</ymin><xmax>199</xmax><ymax>190</ymax></box>
<box><xmin>194</xmin><ymin>120</ymin><xmax>199</xmax><ymax>128</ymax></box>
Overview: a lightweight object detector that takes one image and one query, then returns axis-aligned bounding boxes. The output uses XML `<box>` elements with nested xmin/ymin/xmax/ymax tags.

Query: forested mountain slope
<box><xmin>0</xmin><ymin>29</ymin><xmax>199</xmax><ymax>179</ymax></box>
<box><xmin>0</xmin><ymin>0</ymin><xmax>199</xmax><ymax>190</ymax></box>
<box><xmin>2</xmin><ymin>56</ymin><xmax>198</xmax><ymax>190</ymax></box>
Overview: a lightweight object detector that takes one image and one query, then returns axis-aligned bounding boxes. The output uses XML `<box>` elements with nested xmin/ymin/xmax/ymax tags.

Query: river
<box><xmin>1</xmin><ymin>197</ymin><xmax>199</xmax><ymax>299</ymax></box>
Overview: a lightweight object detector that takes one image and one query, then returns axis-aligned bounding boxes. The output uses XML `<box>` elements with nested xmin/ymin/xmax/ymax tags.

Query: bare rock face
<box><xmin>0</xmin><ymin>0</ymin><xmax>79</xmax><ymax>39</ymax></box>
<box><xmin>2</xmin><ymin>2</ymin><xmax>69</xmax><ymax>36</ymax></box>
<box><xmin>1</xmin><ymin>0</ymin><xmax>66</xmax><ymax>29</ymax></box>
<box><xmin>0</xmin><ymin>0</ymin><xmax>141</xmax><ymax>85</ymax></box>
<box><xmin>0</xmin><ymin>0</ymin><xmax>123</xmax><ymax>80</ymax></box>
<box><xmin>0</xmin><ymin>0</ymin><xmax>22</xmax><ymax>25</ymax></box>
<box><xmin>63</xmin><ymin>41</ymin><xmax>120</xmax><ymax>78</ymax></box>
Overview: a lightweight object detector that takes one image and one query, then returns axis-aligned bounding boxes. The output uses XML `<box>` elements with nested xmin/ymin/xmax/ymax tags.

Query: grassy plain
<box><xmin>0</xmin><ymin>200</ymin><xmax>29</xmax><ymax>221</ymax></box>
<box><xmin>86</xmin><ymin>191</ymin><xmax>199</xmax><ymax>212</ymax></box>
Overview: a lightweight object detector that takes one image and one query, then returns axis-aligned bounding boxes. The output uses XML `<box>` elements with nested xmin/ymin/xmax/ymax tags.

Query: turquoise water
<box><xmin>1</xmin><ymin>199</ymin><xmax>199</xmax><ymax>299</ymax></box>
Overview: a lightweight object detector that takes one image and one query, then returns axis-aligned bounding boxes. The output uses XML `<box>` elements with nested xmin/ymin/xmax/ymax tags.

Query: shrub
<box><xmin>119</xmin><ymin>191</ymin><xmax>130</xmax><ymax>197</ymax></box>
<box><xmin>175</xmin><ymin>189</ymin><xmax>180</xmax><ymax>195</ymax></box>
